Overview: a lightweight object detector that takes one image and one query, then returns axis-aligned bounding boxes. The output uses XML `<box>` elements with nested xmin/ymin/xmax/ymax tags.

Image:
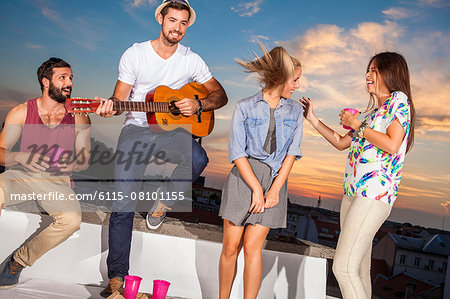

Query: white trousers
<box><xmin>332</xmin><ymin>195</ymin><xmax>392</xmax><ymax>299</ymax></box>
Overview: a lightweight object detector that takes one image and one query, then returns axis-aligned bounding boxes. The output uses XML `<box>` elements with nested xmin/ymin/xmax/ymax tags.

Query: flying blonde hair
<box><xmin>236</xmin><ymin>42</ymin><xmax>301</xmax><ymax>91</ymax></box>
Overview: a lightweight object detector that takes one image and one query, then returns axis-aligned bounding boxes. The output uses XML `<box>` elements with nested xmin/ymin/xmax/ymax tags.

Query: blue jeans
<box><xmin>106</xmin><ymin>125</ymin><xmax>208</xmax><ymax>278</ymax></box>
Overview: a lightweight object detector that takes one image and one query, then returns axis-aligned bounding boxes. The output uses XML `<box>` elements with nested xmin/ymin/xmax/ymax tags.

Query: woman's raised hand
<box><xmin>299</xmin><ymin>97</ymin><xmax>314</xmax><ymax>121</ymax></box>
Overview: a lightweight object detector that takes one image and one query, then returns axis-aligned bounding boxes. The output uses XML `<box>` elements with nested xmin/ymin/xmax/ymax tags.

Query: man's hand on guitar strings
<box><xmin>174</xmin><ymin>97</ymin><xmax>199</xmax><ymax>116</ymax></box>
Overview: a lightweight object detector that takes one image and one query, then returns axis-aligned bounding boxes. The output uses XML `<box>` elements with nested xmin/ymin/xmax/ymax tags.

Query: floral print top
<box><xmin>343</xmin><ymin>91</ymin><xmax>411</xmax><ymax>205</ymax></box>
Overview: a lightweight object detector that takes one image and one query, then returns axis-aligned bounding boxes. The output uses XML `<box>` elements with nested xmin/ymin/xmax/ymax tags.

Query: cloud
<box><xmin>0</xmin><ymin>89</ymin><xmax>35</xmax><ymax>106</ymax></box>
<box><xmin>25</xmin><ymin>42</ymin><xmax>43</xmax><ymax>49</ymax></box>
<box><xmin>441</xmin><ymin>201</ymin><xmax>450</xmax><ymax>212</ymax></box>
<box><xmin>400</xmin><ymin>185</ymin><xmax>447</xmax><ymax>199</ymax></box>
<box><xmin>0</xmin><ymin>88</ymin><xmax>36</xmax><ymax>122</ymax></box>
<box><xmin>215</xmin><ymin>114</ymin><xmax>233</xmax><ymax>120</ymax></box>
<box><xmin>249</xmin><ymin>34</ymin><xmax>270</xmax><ymax>43</ymax></box>
<box><xmin>382</xmin><ymin>7</ymin><xmax>415</xmax><ymax>20</ymax></box>
<box><xmin>130</xmin><ymin>0</ymin><xmax>157</xmax><ymax>7</ymax></box>
<box><xmin>284</xmin><ymin>21</ymin><xmax>403</xmax><ymax>78</ymax></box>
<box><xmin>203</xmin><ymin>131</ymin><xmax>229</xmax><ymax>145</ymax></box>
<box><xmin>231</xmin><ymin>0</ymin><xmax>263</xmax><ymax>17</ymax></box>
<box><xmin>410</xmin><ymin>64</ymin><xmax>450</xmax><ymax>118</ymax></box>
<box><xmin>209</xmin><ymin>65</ymin><xmax>240</xmax><ymax>73</ymax></box>
<box><xmin>280</xmin><ymin>20</ymin><xmax>450</xmax><ymax>137</ymax></box>
<box><xmin>417</xmin><ymin>116</ymin><xmax>450</xmax><ymax>132</ymax></box>
<box><xmin>418</xmin><ymin>0</ymin><xmax>450</xmax><ymax>7</ymax></box>
<box><xmin>223</xmin><ymin>79</ymin><xmax>259</xmax><ymax>89</ymax></box>
<box><xmin>33</xmin><ymin>1</ymin><xmax>112</xmax><ymax>51</ymax></box>
<box><xmin>404</xmin><ymin>172</ymin><xmax>447</xmax><ymax>184</ymax></box>
<box><xmin>40</xmin><ymin>6</ymin><xmax>72</xmax><ymax>32</ymax></box>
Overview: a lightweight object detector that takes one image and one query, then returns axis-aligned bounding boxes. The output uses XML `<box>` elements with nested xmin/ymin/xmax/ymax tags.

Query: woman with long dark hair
<box><xmin>301</xmin><ymin>52</ymin><xmax>415</xmax><ymax>298</ymax></box>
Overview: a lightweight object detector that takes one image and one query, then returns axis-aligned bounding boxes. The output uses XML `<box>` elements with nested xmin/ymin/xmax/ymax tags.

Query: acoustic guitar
<box><xmin>65</xmin><ymin>82</ymin><xmax>214</xmax><ymax>137</ymax></box>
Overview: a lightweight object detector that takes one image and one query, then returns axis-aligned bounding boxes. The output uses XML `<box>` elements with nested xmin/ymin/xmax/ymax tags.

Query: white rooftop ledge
<box><xmin>0</xmin><ymin>205</ymin><xmax>334</xmax><ymax>298</ymax></box>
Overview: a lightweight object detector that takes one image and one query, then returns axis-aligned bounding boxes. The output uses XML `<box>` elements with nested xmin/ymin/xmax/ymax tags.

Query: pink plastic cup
<box><xmin>124</xmin><ymin>275</ymin><xmax>142</xmax><ymax>299</ymax></box>
<box><xmin>49</xmin><ymin>147</ymin><xmax>67</xmax><ymax>167</ymax></box>
<box><xmin>342</xmin><ymin>108</ymin><xmax>359</xmax><ymax>130</ymax></box>
<box><xmin>152</xmin><ymin>279</ymin><xmax>171</xmax><ymax>299</ymax></box>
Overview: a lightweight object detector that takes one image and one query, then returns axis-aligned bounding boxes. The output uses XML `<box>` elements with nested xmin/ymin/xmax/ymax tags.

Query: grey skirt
<box><xmin>219</xmin><ymin>158</ymin><xmax>288</xmax><ymax>229</ymax></box>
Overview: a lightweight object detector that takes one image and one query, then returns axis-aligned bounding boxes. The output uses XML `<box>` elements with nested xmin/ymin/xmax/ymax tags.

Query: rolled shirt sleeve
<box><xmin>228</xmin><ymin>102</ymin><xmax>248</xmax><ymax>163</ymax></box>
<box><xmin>387</xmin><ymin>92</ymin><xmax>410</xmax><ymax>133</ymax></box>
<box><xmin>286</xmin><ymin>104</ymin><xmax>303</xmax><ymax>160</ymax></box>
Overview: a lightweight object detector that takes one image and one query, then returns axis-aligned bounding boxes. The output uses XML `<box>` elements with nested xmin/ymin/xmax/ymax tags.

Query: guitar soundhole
<box><xmin>168</xmin><ymin>100</ymin><xmax>182</xmax><ymax>118</ymax></box>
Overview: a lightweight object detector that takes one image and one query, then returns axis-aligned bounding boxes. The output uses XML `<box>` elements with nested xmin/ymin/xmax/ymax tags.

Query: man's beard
<box><xmin>161</xmin><ymin>30</ymin><xmax>182</xmax><ymax>46</ymax></box>
<box><xmin>48</xmin><ymin>81</ymin><xmax>71</xmax><ymax>103</ymax></box>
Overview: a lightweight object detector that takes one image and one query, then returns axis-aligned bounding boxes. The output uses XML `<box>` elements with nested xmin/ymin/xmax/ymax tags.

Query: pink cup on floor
<box><xmin>342</xmin><ymin>108</ymin><xmax>359</xmax><ymax>130</ymax></box>
<box><xmin>124</xmin><ymin>275</ymin><xmax>142</xmax><ymax>299</ymax></box>
<box><xmin>153</xmin><ymin>279</ymin><xmax>171</xmax><ymax>299</ymax></box>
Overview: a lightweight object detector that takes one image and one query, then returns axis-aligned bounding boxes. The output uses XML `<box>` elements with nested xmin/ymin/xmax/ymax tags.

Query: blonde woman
<box><xmin>219</xmin><ymin>45</ymin><xmax>303</xmax><ymax>299</ymax></box>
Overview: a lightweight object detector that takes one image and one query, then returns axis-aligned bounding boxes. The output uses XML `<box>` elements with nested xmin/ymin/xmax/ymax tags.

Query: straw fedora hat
<box><xmin>154</xmin><ymin>0</ymin><xmax>196</xmax><ymax>26</ymax></box>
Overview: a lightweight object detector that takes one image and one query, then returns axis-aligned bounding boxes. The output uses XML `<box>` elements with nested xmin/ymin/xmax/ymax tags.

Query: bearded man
<box><xmin>96</xmin><ymin>0</ymin><xmax>228</xmax><ymax>296</ymax></box>
<box><xmin>0</xmin><ymin>57</ymin><xmax>91</xmax><ymax>289</ymax></box>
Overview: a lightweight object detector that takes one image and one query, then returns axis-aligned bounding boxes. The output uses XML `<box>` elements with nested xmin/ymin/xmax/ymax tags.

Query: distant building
<box><xmin>192</xmin><ymin>182</ymin><xmax>221</xmax><ymax>214</ymax></box>
<box><xmin>373</xmin><ymin>271</ymin><xmax>441</xmax><ymax>299</ymax></box>
<box><xmin>270</xmin><ymin>200</ymin><xmax>341</xmax><ymax>247</ymax></box>
<box><xmin>396</xmin><ymin>223</ymin><xmax>433</xmax><ymax>239</ymax></box>
<box><xmin>373</xmin><ymin>233</ymin><xmax>450</xmax><ymax>285</ymax></box>
<box><xmin>374</xmin><ymin>225</ymin><xmax>398</xmax><ymax>244</ymax></box>
<box><xmin>167</xmin><ymin>179</ymin><xmax>223</xmax><ymax>225</ymax></box>
<box><xmin>446</xmin><ymin>255</ymin><xmax>450</xmax><ymax>299</ymax></box>
<box><xmin>295</xmin><ymin>216</ymin><xmax>318</xmax><ymax>243</ymax></box>
<box><xmin>371</xmin><ymin>258</ymin><xmax>389</xmax><ymax>279</ymax></box>
<box><xmin>274</xmin><ymin>200</ymin><xmax>319</xmax><ymax>242</ymax></box>
<box><xmin>314</xmin><ymin>219</ymin><xmax>340</xmax><ymax>248</ymax></box>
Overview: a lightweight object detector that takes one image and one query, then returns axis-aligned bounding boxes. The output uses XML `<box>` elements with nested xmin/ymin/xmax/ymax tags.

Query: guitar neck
<box><xmin>113</xmin><ymin>101</ymin><xmax>170</xmax><ymax>113</ymax></box>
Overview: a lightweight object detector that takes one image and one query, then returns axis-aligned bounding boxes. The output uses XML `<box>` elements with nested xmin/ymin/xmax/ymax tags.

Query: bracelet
<box><xmin>357</xmin><ymin>122</ymin><xmax>369</xmax><ymax>138</ymax></box>
<box><xmin>196</xmin><ymin>98</ymin><xmax>203</xmax><ymax>114</ymax></box>
<box><xmin>195</xmin><ymin>96</ymin><xmax>203</xmax><ymax>123</ymax></box>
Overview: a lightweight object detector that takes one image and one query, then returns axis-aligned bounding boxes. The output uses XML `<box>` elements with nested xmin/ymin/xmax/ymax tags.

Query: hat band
<box><xmin>163</xmin><ymin>0</ymin><xmax>189</xmax><ymax>6</ymax></box>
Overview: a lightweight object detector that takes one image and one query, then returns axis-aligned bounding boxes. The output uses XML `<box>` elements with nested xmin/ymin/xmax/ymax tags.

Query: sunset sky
<box><xmin>0</xmin><ymin>0</ymin><xmax>449</xmax><ymax>230</ymax></box>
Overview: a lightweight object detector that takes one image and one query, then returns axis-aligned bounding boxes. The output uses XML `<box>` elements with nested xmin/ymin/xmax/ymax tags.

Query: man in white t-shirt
<box><xmin>96</xmin><ymin>0</ymin><xmax>228</xmax><ymax>296</ymax></box>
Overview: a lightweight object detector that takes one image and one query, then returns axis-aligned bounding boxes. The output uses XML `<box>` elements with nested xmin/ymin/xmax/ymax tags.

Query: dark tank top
<box><xmin>20</xmin><ymin>98</ymin><xmax>75</xmax><ymax>172</ymax></box>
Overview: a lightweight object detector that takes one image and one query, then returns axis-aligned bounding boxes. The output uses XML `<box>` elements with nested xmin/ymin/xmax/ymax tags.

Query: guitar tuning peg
<box><xmin>84</xmin><ymin>113</ymin><xmax>88</xmax><ymax>117</ymax></box>
<box><xmin>71</xmin><ymin>113</ymin><xmax>75</xmax><ymax>117</ymax></box>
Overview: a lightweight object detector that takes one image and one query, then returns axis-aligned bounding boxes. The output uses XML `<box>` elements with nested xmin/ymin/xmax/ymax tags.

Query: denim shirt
<box><xmin>228</xmin><ymin>91</ymin><xmax>303</xmax><ymax>177</ymax></box>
